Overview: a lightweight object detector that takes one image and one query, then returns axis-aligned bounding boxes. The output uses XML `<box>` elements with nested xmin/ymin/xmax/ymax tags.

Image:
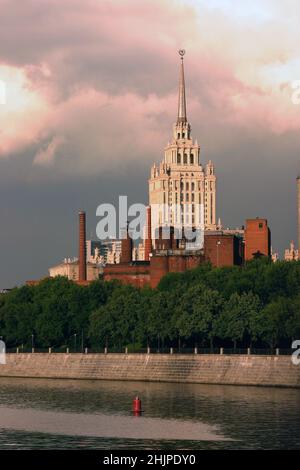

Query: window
<box><xmin>190</xmin><ymin>154</ymin><xmax>194</xmax><ymax>164</ymax></box>
<box><xmin>259</xmin><ymin>223</ymin><xmax>263</xmax><ymax>229</ymax></box>
<box><xmin>186</xmin><ymin>193</ymin><xmax>189</xmax><ymax>202</ymax></box>
<box><xmin>184</xmin><ymin>153</ymin><xmax>188</xmax><ymax>164</ymax></box>
<box><xmin>191</xmin><ymin>182</ymin><xmax>195</xmax><ymax>191</ymax></box>
<box><xmin>191</xmin><ymin>193</ymin><xmax>194</xmax><ymax>202</ymax></box>
<box><xmin>177</xmin><ymin>133</ymin><xmax>180</xmax><ymax>139</ymax></box>
<box><xmin>177</xmin><ymin>153</ymin><xmax>181</xmax><ymax>164</ymax></box>
<box><xmin>182</xmin><ymin>132</ymin><xmax>185</xmax><ymax>138</ymax></box>
<box><xmin>186</xmin><ymin>182</ymin><xmax>189</xmax><ymax>191</ymax></box>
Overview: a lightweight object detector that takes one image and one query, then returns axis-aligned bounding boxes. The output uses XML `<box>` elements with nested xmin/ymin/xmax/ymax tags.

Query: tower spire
<box><xmin>177</xmin><ymin>49</ymin><xmax>187</xmax><ymax>124</ymax></box>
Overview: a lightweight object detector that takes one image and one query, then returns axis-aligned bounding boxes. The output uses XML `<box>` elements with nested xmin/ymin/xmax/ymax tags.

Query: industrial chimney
<box><xmin>78</xmin><ymin>210</ymin><xmax>87</xmax><ymax>281</ymax></box>
<box><xmin>144</xmin><ymin>206</ymin><xmax>152</xmax><ymax>261</ymax></box>
<box><xmin>297</xmin><ymin>176</ymin><xmax>300</xmax><ymax>252</ymax></box>
<box><xmin>120</xmin><ymin>222</ymin><xmax>133</xmax><ymax>264</ymax></box>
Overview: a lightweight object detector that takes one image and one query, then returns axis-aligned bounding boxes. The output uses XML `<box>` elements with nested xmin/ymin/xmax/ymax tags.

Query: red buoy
<box><xmin>133</xmin><ymin>396</ymin><xmax>142</xmax><ymax>414</ymax></box>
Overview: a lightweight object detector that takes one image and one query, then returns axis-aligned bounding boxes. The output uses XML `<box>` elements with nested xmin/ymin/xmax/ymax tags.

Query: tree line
<box><xmin>0</xmin><ymin>258</ymin><xmax>299</xmax><ymax>351</ymax></box>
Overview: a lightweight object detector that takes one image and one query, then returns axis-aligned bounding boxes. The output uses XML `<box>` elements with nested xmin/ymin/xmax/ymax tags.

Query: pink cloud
<box><xmin>0</xmin><ymin>0</ymin><xmax>299</xmax><ymax>175</ymax></box>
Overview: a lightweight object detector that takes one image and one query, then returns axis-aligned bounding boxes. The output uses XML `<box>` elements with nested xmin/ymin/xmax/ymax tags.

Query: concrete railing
<box><xmin>7</xmin><ymin>347</ymin><xmax>294</xmax><ymax>356</ymax></box>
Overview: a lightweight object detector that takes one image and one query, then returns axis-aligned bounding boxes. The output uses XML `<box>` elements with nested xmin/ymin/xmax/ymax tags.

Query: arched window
<box><xmin>191</xmin><ymin>182</ymin><xmax>195</xmax><ymax>191</ymax></box>
<box><xmin>190</xmin><ymin>154</ymin><xmax>194</xmax><ymax>164</ymax></box>
<box><xmin>186</xmin><ymin>182</ymin><xmax>189</xmax><ymax>191</ymax></box>
<box><xmin>183</xmin><ymin>153</ymin><xmax>188</xmax><ymax>164</ymax></box>
<box><xmin>177</xmin><ymin>153</ymin><xmax>181</xmax><ymax>164</ymax></box>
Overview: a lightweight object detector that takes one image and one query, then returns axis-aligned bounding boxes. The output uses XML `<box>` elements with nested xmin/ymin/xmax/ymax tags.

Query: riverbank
<box><xmin>0</xmin><ymin>353</ymin><xmax>299</xmax><ymax>388</ymax></box>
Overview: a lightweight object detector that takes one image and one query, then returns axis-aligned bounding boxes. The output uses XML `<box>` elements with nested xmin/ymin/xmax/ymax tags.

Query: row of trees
<box><xmin>0</xmin><ymin>258</ymin><xmax>299</xmax><ymax>350</ymax></box>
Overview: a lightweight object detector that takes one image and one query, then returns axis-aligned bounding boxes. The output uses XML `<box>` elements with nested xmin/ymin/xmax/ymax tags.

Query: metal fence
<box><xmin>5</xmin><ymin>346</ymin><xmax>294</xmax><ymax>356</ymax></box>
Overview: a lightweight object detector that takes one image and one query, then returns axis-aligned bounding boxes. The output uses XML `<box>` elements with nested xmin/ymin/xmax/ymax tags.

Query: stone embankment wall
<box><xmin>0</xmin><ymin>353</ymin><xmax>299</xmax><ymax>388</ymax></box>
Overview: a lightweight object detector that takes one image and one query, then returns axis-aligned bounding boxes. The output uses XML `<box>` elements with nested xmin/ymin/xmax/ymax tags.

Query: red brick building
<box><xmin>102</xmin><ymin>262</ymin><xmax>150</xmax><ymax>288</ymax></box>
<box><xmin>102</xmin><ymin>229</ymin><xmax>243</xmax><ymax>289</ymax></box>
<box><xmin>204</xmin><ymin>233</ymin><xmax>243</xmax><ymax>267</ymax></box>
<box><xmin>149</xmin><ymin>250</ymin><xmax>205</xmax><ymax>288</ymax></box>
<box><xmin>29</xmin><ymin>214</ymin><xmax>271</xmax><ymax>290</ymax></box>
<box><xmin>244</xmin><ymin>218</ymin><xmax>271</xmax><ymax>260</ymax></box>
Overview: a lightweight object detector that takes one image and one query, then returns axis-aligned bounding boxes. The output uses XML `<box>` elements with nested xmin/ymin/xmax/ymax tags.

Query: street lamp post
<box><xmin>74</xmin><ymin>333</ymin><xmax>77</xmax><ymax>352</ymax></box>
<box><xmin>216</xmin><ymin>241</ymin><xmax>221</xmax><ymax>267</ymax></box>
<box><xmin>31</xmin><ymin>334</ymin><xmax>34</xmax><ymax>352</ymax></box>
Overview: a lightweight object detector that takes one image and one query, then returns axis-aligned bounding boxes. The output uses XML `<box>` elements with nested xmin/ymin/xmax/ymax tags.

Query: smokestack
<box><xmin>79</xmin><ymin>210</ymin><xmax>87</xmax><ymax>281</ymax></box>
<box><xmin>298</xmin><ymin>177</ymin><xmax>300</xmax><ymax>251</ymax></box>
<box><xmin>144</xmin><ymin>206</ymin><xmax>152</xmax><ymax>261</ymax></box>
<box><xmin>120</xmin><ymin>222</ymin><xmax>133</xmax><ymax>263</ymax></box>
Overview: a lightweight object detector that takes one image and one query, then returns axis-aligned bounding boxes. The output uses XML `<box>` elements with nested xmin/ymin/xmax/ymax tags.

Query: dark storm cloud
<box><xmin>0</xmin><ymin>0</ymin><xmax>299</xmax><ymax>287</ymax></box>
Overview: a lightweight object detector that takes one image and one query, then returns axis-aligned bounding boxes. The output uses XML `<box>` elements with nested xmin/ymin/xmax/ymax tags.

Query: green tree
<box><xmin>89</xmin><ymin>284</ymin><xmax>144</xmax><ymax>349</ymax></box>
<box><xmin>146</xmin><ymin>290</ymin><xmax>175</xmax><ymax>349</ymax></box>
<box><xmin>190</xmin><ymin>286</ymin><xmax>223</xmax><ymax>348</ymax></box>
<box><xmin>0</xmin><ymin>302</ymin><xmax>36</xmax><ymax>346</ymax></box>
<box><xmin>258</xmin><ymin>297</ymin><xmax>288</xmax><ymax>348</ymax></box>
<box><xmin>285</xmin><ymin>294</ymin><xmax>300</xmax><ymax>341</ymax></box>
<box><xmin>216</xmin><ymin>292</ymin><xmax>261</xmax><ymax>349</ymax></box>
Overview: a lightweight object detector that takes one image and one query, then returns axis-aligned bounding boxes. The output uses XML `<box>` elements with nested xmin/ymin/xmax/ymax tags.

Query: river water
<box><xmin>0</xmin><ymin>377</ymin><xmax>299</xmax><ymax>449</ymax></box>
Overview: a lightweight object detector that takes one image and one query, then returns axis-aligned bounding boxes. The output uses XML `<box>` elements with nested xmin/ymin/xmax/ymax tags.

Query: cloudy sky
<box><xmin>0</xmin><ymin>0</ymin><xmax>299</xmax><ymax>288</ymax></box>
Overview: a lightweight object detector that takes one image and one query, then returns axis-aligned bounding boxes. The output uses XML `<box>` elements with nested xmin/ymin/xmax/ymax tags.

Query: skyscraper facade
<box><xmin>149</xmin><ymin>50</ymin><xmax>217</xmax><ymax>239</ymax></box>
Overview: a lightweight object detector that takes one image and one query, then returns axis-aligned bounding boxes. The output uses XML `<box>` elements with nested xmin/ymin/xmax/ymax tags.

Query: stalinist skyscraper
<box><xmin>149</xmin><ymin>50</ymin><xmax>217</xmax><ymax>239</ymax></box>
